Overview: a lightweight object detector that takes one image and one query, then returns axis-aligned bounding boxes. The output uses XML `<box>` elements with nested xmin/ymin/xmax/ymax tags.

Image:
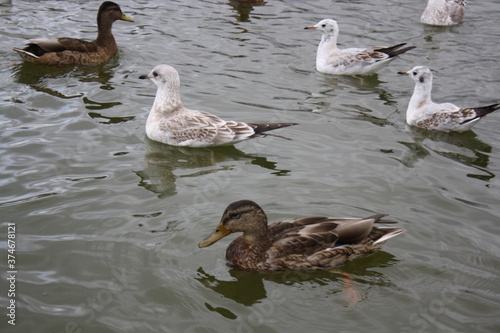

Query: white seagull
<box><xmin>420</xmin><ymin>0</ymin><xmax>466</xmax><ymax>26</ymax></box>
<box><xmin>139</xmin><ymin>65</ymin><xmax>297</xmax><ymax>147</ymax></box>
<box><xmin>304</xmin><ymin>19</ymin><xmax>415</xmax><ymax>76</ymax></box>
<box><xmin>398</xmin><ymin>66</ymin><xmax>499</xmax><ymax>132</ymax></box>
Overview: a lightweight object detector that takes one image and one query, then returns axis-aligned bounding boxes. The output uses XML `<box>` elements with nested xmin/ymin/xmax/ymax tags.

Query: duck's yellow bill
<box><xmin>198</xmin><ymin>223</ymin><xmax>231</xmax><ymax>248</ymax></box>
<box><xmin>121</xmin><ymin>14</ymin><xmax>134</xmax><ymax>22</ymax></box>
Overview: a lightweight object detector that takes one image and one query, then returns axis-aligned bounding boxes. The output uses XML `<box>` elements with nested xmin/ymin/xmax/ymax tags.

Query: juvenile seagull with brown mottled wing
<box><xmin>398</xmin><ymin>66</ymin><xmax>499</xmax><ymax>132</ymax></box>
<box><xmin>420</xmin><ymin>0</ymin><xmax>466</xmax><ymax>26</ymax></box>
<box><xmin>139</xmin><ymin>65</ymin><xmax>297</xmax><ymax>147</ymax></box>
<box><xmin>305</xmin><ymin>19</ymin><xmax>415</xmax><ymax>76</ymax></box>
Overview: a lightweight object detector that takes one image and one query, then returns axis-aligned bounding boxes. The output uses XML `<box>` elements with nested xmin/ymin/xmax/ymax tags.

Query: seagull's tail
<box><xmin>472</xmin><ymin>103</ymin><xmax>500</xmax><ymax>118</ymax></box>
<box><xmin>248</xmin><ymin>122</ymin><xmax>298</xmax><ymax>135</ymax></box>
<box><xmin>377</xmin><ymin>43</ymin><xmax>416</xmax><ymax>58</ymax></box>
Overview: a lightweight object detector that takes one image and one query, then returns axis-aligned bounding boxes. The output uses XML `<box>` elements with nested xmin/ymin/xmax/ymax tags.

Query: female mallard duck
<box><xmin>199</xmin><ymin>200</ymin><xmax>405</xmax><ymax>270</ymax></box>
<box><xmin>13</xmin><ymin>1</ymin><xmax>133</xmax><ymax>66</ymax></box>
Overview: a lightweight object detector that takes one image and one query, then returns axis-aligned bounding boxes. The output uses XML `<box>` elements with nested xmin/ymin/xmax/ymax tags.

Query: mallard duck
<box><xmin>198</xmin><ymin>200</ymin><xmax>405</xmax><ymax>270</ymax></box>
<box><xmin>304</xmin><ymin>19</ymin><xmax>415</xmax><ymax>75</ymax></box>
<box><xmin>139</xmin><ymin>65</ymin><xmax>297</xmax><ymax>147</ymax></box>
<box><xmin>13</xmin><ymin>1</ymin><xmax>133</xmax><ymax>66</ymax></box>
<box><xmin>420</xmin><ymin>0</ymin><xmax>466</xmax><ymax>26</ymax></box>
<box><xmin>398</xmin><ymin>66</ymin><xmax>499</xmax><ymax>132</ymax></box>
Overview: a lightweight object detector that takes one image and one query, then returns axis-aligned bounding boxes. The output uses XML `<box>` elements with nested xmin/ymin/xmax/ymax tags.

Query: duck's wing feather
<box><xmin>267</xmin><ymin>222</ymin><xmax>340</xmax><ymax>258</ymax></box>
<box><xmin>267</xmin><ymin>215</ymin><xmax>386</xmax><ymax>258</ymax></box>
<box><xmin>26</xmin><ymin>38</ymin><xmax>99</xmax><ymax>54</ymax></box>
<box><xmin>260</xmin><ymin>216</ymin><xmax>404</xmax><ymax>270</ymax></box>
<box><xmin>268</xmin><ymin>216</ymin><xmax>331</xmax><ymax>237</ymax></box>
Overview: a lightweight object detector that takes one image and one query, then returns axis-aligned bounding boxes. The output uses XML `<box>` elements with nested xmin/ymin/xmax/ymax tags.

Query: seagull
<box><xmin>139</xmin><ymin>65</ymin><xmax>297</xmax><ymax>147</ymax></box>
<box><xmin>420</xmin><ymin>0</ymin><xmax>466</xmax><ymax>26</ymax></box>
<box><xmin>304</xmin><ymin>19</ymin><xmax>416</xmax><ymax>76</ymax></box>
<box><xmin>398</xmin><ymin>66</ymin><xmax>499</xmax><ymax>132</ymax></box>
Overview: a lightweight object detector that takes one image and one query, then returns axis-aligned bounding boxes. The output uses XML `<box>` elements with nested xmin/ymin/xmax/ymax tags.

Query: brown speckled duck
<box><xmin>13</xmin><ymin>1</ymin><xmax>133</xmax><ymax>66</ymax></box>
<box><xmin>199</xmin><ymin>200</ymin><xmax>405</xmax><ymax>270</ymax></box>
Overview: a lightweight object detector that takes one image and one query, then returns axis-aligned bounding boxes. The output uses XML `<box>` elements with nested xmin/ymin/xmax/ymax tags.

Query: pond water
<box><xmin>1</xmin><ymin>0</ymin><xmax>499</xmax><ymax>332</ymax></box>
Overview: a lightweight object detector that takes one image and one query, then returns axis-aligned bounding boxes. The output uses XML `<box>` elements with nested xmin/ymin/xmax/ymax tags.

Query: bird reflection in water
<box><xmin>12</xmin><ymin>59</ymin><xmax>119</xmax><ymax>98</ymax></box>
<box><xmin>397</xmin><ymin>127</ymin><xmax>494</xmax><ymax>181</ymax></box>
<box><xmin>228</xmin><ymin>0</ymin><xmax>266</xmax><ymax>22</ymax></box>
<box><xmin>195</xmin><ymin>250</ymin><xmax>398</xmax><ymax>311</ymax></box>
<box><xmin>135</xmin><ymin>137</ymin><xmax>291</xmax><ymax>198</ymax></box>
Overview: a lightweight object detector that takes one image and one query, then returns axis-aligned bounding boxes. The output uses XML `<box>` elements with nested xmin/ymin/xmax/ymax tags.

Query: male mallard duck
<box><xmin>139</xmin><ymin>65</ymin><xmax>297</xmax><ymax>147</ymax></box>
<box><xmin>13</xmin><ymin>1</ymin><xmax>133</xmax><ymax>66</ymax></box>
<box><xmin>199</xmin><ymin>200</ymin><xmax>405</xmax><ymax>270</ymax></box>
<box><xmin>420</xmin><ymin>0</ymin><xmax>466</xmax><ymax>26</ymax></box>
<box><xmin>398</xmin><ymin>66</ymin><xmax>499</xmax><ymax>132</ymax></box>
<box><xmin>304</xmin><ymin>19</ymin><xmax>415</xmax><ymax>75</ymax></box>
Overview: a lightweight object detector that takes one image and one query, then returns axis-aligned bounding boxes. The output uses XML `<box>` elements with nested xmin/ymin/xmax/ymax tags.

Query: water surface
<box><xmin>1</xmin><ymin>0</ymin><xmax>499</xmax><ymax>332</ymax></box>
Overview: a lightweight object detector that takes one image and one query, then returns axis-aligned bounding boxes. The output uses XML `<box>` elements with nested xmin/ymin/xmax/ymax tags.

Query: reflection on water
<box><xmin>228</xmin><ymin>0</ymin><xmax>266</xmax><ymax>22</ymax></box>
<box><xmin>196</xmin><ymin>251</ymin><xmax>398</xmax><ymax>307</ymax></box>
<box><xmin>135</xmin><ymin>138</ymin><xmax>291</xmax><ymax>197</ymax></box>
<box><xmin>303</xmin><ymin>73</ymin><xmax>399</xmax><ymax>128</ymax></box>
<box><xmin>12</xmin><ymin>58</ymin><xmax>119</xmax><ymax>98</ymax></box>
<box><xmin>404</xmin><ymin>127</ymin><xmax>494</xmax><ymax>180</ymax></box>
<box><xmin>196</xmin><ymin>268</ymin><xmax>266</xmax><ymax>306</ymax></box>
<box><xmin>88</xmin><ymin>111</ymin><xmax>135</xmax><ymax>124</ymax></box>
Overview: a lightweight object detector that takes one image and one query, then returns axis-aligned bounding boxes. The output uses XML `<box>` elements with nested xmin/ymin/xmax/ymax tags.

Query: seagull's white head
<box><xmin>139</xmin><ymin>64</ymin><xmax>183</xmax><ymax>111</ymax></box>
<box><xmin>139</xmin><ymin>64</ymin><xmax>181</xmax><ymax>90</ymax></box>
<box><xmin>398</xmin><ymin>66</ymin><xmax>433</xmax><ymax>85</ymax></box>
<box><xmin>305</xmin><ymin>18</ymin><xmax>339</xmax><ymax>35</ymax></box>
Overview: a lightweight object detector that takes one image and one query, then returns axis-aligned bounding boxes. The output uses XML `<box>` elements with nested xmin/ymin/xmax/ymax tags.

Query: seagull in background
<box><xmin>398</xmin><ymin>66</ymin><xmax>499</xmax><ymax>132</ymax></box>
<box><xmin>305</xmin><ymin>19</ymin><xmax>415</xmax><ymax>75</ymax></box>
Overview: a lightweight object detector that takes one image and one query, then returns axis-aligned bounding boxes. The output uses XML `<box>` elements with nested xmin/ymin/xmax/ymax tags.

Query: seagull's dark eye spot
<box><xmin>321</xmin><ymin>24</ymin><xmax>326</xmax><ymax>28</ymax></box>
<box><xmin>412</xmin><ymin>72</ymin><xmax>417</xmax><ymax>76</ymax></box>
<box><xmin>153</xmin><ymin>72</ymin><xmax>159</xmax><ymax>78</ymax></box>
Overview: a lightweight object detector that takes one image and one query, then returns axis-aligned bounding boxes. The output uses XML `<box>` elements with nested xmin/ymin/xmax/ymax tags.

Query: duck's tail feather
<box><xmin>13</xmin><ymin>47</ymin><xmax>40</xmax><ymax>61</ymax></box>
<box><xmin>373</xmin><ymin>227</ymin><xmax>405</xmax><ymax>245</ymax></box>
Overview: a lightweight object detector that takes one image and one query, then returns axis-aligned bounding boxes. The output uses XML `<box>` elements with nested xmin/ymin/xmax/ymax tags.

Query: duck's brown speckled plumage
<box><xmin>199</xmin><ymin>200</ymin><xmax>405</xmax><ymax>271</ymax></box>
<box><xmin>13</xmin><ymin>2</ymin><xmax>133</xmax><ymax>66</ymax></box>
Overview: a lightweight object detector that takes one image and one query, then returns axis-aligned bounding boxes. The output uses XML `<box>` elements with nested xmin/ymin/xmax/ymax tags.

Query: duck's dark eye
<box><xmin>153</xmin><ymin>71</ymin><xmax>159</xmax><ymax>77</ymax></box>
<box><xmin>230</xmin><ymin>212</ymin><xmax>239</xmax><ymax>219</ymax></box>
